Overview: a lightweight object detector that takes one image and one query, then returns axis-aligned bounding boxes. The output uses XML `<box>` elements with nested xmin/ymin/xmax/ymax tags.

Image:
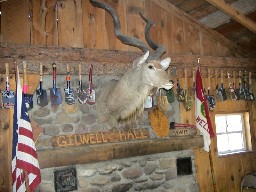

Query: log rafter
<box><xmin>206</xmin><ymin>0</ymin><xmax>256</xmax><ymax>33</ymax></box>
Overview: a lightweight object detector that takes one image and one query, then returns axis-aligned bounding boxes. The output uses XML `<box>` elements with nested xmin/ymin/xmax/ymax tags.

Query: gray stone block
<box><xmin>165</xmin><ymin>168</ymin><xmax>178</xmax><ymax>181</ymax></box>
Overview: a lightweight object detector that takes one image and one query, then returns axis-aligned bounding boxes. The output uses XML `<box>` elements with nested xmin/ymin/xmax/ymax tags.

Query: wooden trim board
<box><xmin>1</xmin><ymin>43</ymin><xmax>255</xmax><ymax>76</ymax></box>
<box><xmin>37</xmin><ymin>136</ymin><xmax>203</xmax><ymax>168</ymax></box>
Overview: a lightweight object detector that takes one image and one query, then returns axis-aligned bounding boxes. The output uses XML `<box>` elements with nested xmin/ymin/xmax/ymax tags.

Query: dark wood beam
<box><xmin>37</xmin><ymin>136</ymin><xmax>204</xmax><ymax>168</ymax></box>
<box><xmin>1</xmin><ymin>43</ymin><xmax>255</xmax><ymax>76</ymax></box>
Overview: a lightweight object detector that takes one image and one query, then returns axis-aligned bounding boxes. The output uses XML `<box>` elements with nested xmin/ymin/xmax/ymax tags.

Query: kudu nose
<box><xmin>162</xmin><ymin>80</ymin><xmax>174</xmax><ymax>90</ymax></box>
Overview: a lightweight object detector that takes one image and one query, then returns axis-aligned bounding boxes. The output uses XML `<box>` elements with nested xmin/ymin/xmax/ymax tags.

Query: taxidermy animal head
<box><xmin>90</xmin><ymin>0</ymin><xmax>174</xmax><ymax>127</ymax></box>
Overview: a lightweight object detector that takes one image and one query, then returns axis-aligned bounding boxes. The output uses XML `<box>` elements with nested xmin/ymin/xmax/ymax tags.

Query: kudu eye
<box><xmin>148</xmin><ymin>65</ymin><xmax>154</xmax><ymax>69</ymax></box>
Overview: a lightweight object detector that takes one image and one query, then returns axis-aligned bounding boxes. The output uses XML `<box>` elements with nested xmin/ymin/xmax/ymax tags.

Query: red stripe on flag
<box><xmin>18</xmin><ymin>143</ymin><xmax>38</xmax><ymax>159</ymax></box>
<box><xmin>19</xmin><ymin>126</ymin><xmax>34</xmax><ymax>138</ymax></box>
<box><xmin>15</xmin><ymin>170</ymin><xmax>25</xmax><ymax>191</ymax></box>
<box><xmin>17</xmin><ymin>159</ymin><xmax>41</xmax><ymax>175</ymax></box>
<box><xmin>12</xmin><ymin>167</ymin><xmax>17</xmax><ymax>185</ymax></box>
<box><xmin>16</xmin><ymin>159</ymin><xmax>41</xmax><ymax>191</ymax></box>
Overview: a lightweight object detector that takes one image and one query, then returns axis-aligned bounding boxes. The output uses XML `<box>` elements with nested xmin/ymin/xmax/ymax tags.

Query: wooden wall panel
<box><xmin>82</xmin><ymin>0</ymin><xmax>108</xmax><ymax>49</ymax></box>
<box><xmin>125</xmin><ymin>0</ymin><xmax>146</xmax><ymax>52</ymax></box>
<box><xmin>31</xmin><ymin>0</ymin><xmax>57</xmax><ymax>46</ymax></box>
<box><xmin>1</xmin><ymin>0</ymin><xmax>31</xmax><ymax>44</ymax></box>
<box><xmin>195</xmin><ymin>99</ymin><xmax>256</xmax><ymax>192</ymax></box>
<box><xmin>184</xmin><ymin>24</ymin><xmax>200</xmax><ymax>55</ymax></box>
<box><xmin>165</xmin><ymin>12</ymin><xmax>174</xmax><ymax>55</ymax></box>
<box><xmin>0</xmin><ymin>109</ymin><xmax>12</xmax><ymax>192</ymax></box>
<box><xmin>172</xmin><ymin>16</ymin><xmax>184</xmax><ymax>55</ymax></box>
<box><xmin>46</xmin><ymin>0</ymin><xmax>58</xmax><ymax>46</ymax></box>
<box><xmin>0</xmin><ymin>77</ymin><xmax>15</xmax><ymax>192</ymax></box>
<box><xmin>145</xmin><ymin>1</ymin><xmax>165</xmax><ymax>49</ymax></box>
<box><xmin>201</xmin><ymin>32</ymin><xmax>219</xmax><ymax>56</ymax></box>
<box><xmin>217</xmin><ymin>42</ymin><xmax>231</xmax><ymax>57</ymax></box>
<box><xmin>194</xmin><ymin>149</ymin><xmax>215</xmax><ymax>192</ymax></box>
<box><xmin>31</xmin><ymin>0</ymin><xmax>47</xmax><ymax>45</ymax></box>
<box><xmin>0</xmin><ymin>0</ymin><xmax>251</xmax><ymax>57</ymax></box>
<box><xmin>58</xmin><ymin>0</ymin><xmax>84</xmax><ymax>47</ymax></box>
<box><xmin>104</xmin><ymin>0</ymin><xmax>128</xmax><ymax>51</ymax></box>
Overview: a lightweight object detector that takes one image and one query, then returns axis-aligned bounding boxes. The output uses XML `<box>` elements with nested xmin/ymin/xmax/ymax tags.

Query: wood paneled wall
<box><xmin>195</xmin><ymin>101</ymin><xmax>256</xmax><ymax>192</ymax></box>
<box><xmin>0</xmin><ymin>0</ymin><xmax>248</xmax><ymax>57</ymax></box>
<box><xmin>0</xmin><ymin>1</ymin><xmax>255</xmax><ymax>192</ymax></box>
<box><xmin>178</xmin><ymin>75</ymin><xmax>256</xmax><ymax>192</ymax></box>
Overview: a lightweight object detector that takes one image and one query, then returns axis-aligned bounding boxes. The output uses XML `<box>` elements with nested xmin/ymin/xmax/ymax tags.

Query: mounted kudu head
<box><xmin>90</xmin><ymin>0</ymin><xmax>174</xmax><ymax>128</ymax></box>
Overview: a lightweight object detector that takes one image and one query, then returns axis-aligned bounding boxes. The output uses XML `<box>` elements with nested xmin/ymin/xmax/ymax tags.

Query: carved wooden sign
<box><xmin>51</xmin><ymin>128</ymin><xmax>150</xmax><ymax>147</ymax></box>
<box><xmin>169</xmin><ymin>128</ymin><xmax>197</xmax><ymax>137</ymax></box>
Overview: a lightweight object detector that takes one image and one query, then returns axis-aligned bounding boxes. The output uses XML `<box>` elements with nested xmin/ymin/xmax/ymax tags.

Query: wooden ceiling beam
<box><xmin>206</xmin><ymin>0</ymin><xmax>256</xmax><ymax>33</ymax></box>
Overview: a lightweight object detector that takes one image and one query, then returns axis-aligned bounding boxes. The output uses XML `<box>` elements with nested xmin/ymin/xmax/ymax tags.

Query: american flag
<box><xmin>12</xmin><ymin>66</ymin><xmax>41</xmax><ymax>192</ymax></box>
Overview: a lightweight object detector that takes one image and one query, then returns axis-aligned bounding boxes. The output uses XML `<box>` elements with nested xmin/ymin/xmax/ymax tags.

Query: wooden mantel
<box><xmin>1</xmin><ymin>43</ymin><xmax>256</xmax><ymax>77</ymax></box>
<box><xmin>38</xmin><ymin>136</ymin><xmax>203</xmax><ymax>168</ymax></box>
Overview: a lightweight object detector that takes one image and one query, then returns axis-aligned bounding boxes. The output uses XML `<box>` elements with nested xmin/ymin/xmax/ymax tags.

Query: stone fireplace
<box><xmin>37</xmin><ymin>150</ymin><xmax>198</xmax><ymax>192</ymax></box>
<box><xmin>30</xmin><ymin>74</ymin><xmax>201</xmax><ymax>192</ymax></box>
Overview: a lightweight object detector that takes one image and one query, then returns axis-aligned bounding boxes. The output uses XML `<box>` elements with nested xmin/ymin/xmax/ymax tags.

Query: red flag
<box><xmin>12</xmin><ymin>66</ymin><xmax>41</xmax><ymax>191</ymax></box>
<box><xmin>195</xmin><ymin>68</ymin><xmax>215</xmax><ymax>152</ymax></box>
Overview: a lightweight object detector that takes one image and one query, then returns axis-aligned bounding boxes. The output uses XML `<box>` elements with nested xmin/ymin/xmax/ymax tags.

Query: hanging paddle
<box><xmin>64</xmin><ymin>64</ymin><xmax>75</xmax><ymax>105</ymax></box>
<box><xmin>227</xmin><ymin>71</ymin><xmax>237</xmax><ymax>100</ymax></box>
<box><xmin>166</xmin><ymin>68</ymin><xmax>175</xmax><ymax>103</ymax></box>
<box><xmin>36</xmin><ymin>63</ymin><xmax>48</xmax><ymax>107</ymax></box>
<box><xmin>50</xmin><ymin>63</ymin><xmax>62</xmax><ymax>106</ymax></box>
<box><xmin>215</xmin><ymin>69</ymin><xmax>223</xmax><ymax>101</ymax></box>
<box><xmin>248</xmin><ymin>71</ymin><xmax>255</xmax><ymax>100</ymax></box>
<box><xmin>176</xmin><ymin>69</ymin><xmax>185</xmax><ymax>102</ymax></box>
<box><xmin>219</xmin><ymin>70</ymin><xmax>227</xmax><ymax>101</ymax></box>
<box><xmin>23</xmin><ymin>61</ymin><xmax>34</xmax><ymax>110</ymax></box>
<box><xmin>149</xmin><ymin>107</ymin><xmax>169</xmax><ymax>138</ymax></box>
<box><xmin>192</xmin><ymin>70</ymin><xmax>196</xmax><ymax>100</ymax></box>
<box><xmin>77</xmin><ymin>64</ymin><xmax>87</xmax><ymax>104</ymax></box>
<box><xmin>207</xmin><ymin>68</ymin><xmax>215</xmax><ymax>110</ymax></box>
<box><xmin>86</xmin><ymin>64</ymin><xmax>96</xmax><ymax>105</ymax></box>
<box><xmin>1</xmin><ymin>63</ymin><xmax>15</xmax><ymax>108</ymax></box>
<box><xmin>183</xmin><ymin>68</ymin><xmax>192</xmax><ymax>111</ymax></box>
<box><xmin>243</xmin><ymin>71</ymin><xmax>251</xmax><ymax>100</ymax></box>
<box><xmin>237</xmin><ymin>71</ymin><xmax>245</xmax><ymax>100</ymax></box>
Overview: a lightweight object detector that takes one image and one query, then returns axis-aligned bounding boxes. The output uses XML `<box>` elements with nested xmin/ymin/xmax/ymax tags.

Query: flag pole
<box><xmin>208</xmin><ymin>146</ymin><xmax>217</xmax><ymax>192</ymax></box>
<box><xmin>24</xmin><ymin>170</ymin><xmax>31</xmax><ymax>192</ymax></box>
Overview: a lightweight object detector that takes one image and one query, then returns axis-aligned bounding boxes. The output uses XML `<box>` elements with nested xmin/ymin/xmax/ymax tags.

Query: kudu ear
<box><xmin>160</xmin><ymin>57</ymin><xmax>171</xmax><ymax>70</ymax></box>
<box><xmin>133</xmin><ymin>51</ymin><xmax>150</xmax><ymax>67</ymax></box>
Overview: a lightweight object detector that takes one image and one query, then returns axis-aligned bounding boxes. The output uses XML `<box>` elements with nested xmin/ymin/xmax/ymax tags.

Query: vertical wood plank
<box><xmin>172</xmin><ymin>16</ymin><xmax>184</xmax><ymax>55</ymax></box>
<box><xmin>145</xmin><ymin>1</ymin><xmax>165</xmax><ymax>50</ymax></box>
<box><xmin>104</xmin><ymin>0</ymin><xmax>128</xmax><ymax>51</ymax></box>
<box><xmin>125</xmin><ymin>0</ymin><xmax>146</xmax><ymax>52</ymax></box>
<box><xmin>0</xmin><ymin>75</ymin><xmax>15</xmax><ymax>192</ymax></box>
<box><xmin>1</xmin><ymin>0</ymin><xmax>31</xmax><ymax>44</ymax></box>
<box><xmin>217</xmin><ymin>42</ymin><xmax>231</xmax><ymax>57</ymax></box>
<box><xmin>82</xmin><ymin>0</ymin><xmax>108</xmax><ymax>49</ymax></box>
<box><xmin>32</xmin><ymin>0</ymin><xmax>56</xmax><ymax>46</ymax></box>
<box><xmin>249</xmin><ymin>102</ymin><xmax>256</xmax><ymax>151</ymax></box>
<box><xmin>8</xmin><ymin>108</ymin><xmax>13</xmax><ymax>192</ymax></box>
<box><xmin>58</xmin><ymin>0</ymin><xmax>84</xmax><ymax>48</ymax></box>
<box><xmin>194</xmin><ymin>148</ymin><xmax>215</xmax><ymax>192</ymax></box>
<box><xmin>184</xmin><ymin>23</ymin><xmax>200</xmax><ymax>55</ymax></box>
<box><xmin>165</xmin><ymin>10</ymin><xmax>174</xmax><ymax>55</ymax></box>
<box><xmin>45</xmin><ymin>0</ymin><xmax>58</xmax><ymax>46</ymax></box>
<box><xmin>201</xmin><ymin>32</ymin><xmax>218</xmax><ymax>56</ymax></box>
<box><xmin>0</xmin><ymin>109</ymin><xmax>11</xmax><ymax>192</ymax></box>
<box><xmin>31</xmin><ymin>0</ymin><xmax>45</xmax><ymax>45</ymax></box>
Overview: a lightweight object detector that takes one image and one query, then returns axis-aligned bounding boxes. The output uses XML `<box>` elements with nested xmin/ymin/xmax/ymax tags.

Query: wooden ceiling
<box><xmin>167</xmin><ymin>0</ymin><xmax>256</xmax><ymax>57</ymax></box>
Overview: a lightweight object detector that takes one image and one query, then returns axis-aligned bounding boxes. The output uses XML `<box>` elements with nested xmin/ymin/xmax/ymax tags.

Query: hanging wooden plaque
<box><xmin>149</xmin><ymin>108</ymin><xmax>169</xmax><ymax>138</ymax></box>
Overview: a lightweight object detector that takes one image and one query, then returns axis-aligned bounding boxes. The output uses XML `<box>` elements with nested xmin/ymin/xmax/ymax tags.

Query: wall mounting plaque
<box><xmin>54</xmin><ymin>167</ymin><xmax>77</xmax><ymax>192</ymax></box>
